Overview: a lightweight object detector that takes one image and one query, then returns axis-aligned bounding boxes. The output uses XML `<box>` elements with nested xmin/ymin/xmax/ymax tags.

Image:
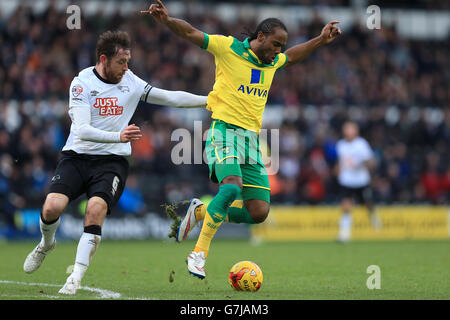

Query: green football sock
<box><xmin>226</xmin><ymin>200</ymin><xmax>256</xmax><ymax>224</ymax></box>
<box><xmin>206</xmin><ymin>184</ymin><xmax>241</xmax><ymax>222</ymax></box>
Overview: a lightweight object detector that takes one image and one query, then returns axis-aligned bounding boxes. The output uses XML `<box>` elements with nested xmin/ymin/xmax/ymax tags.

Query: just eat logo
<box><xmin>94</xmin><ymin>97</ymin><xmax>123</xmax><ymax>116</ymax></box>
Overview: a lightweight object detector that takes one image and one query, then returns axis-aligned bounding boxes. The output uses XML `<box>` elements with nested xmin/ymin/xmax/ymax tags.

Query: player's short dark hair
<box><xmin>96</xmin><ymin>30</ymin><xmax>131</xmax><ymax>62</ymax></box>
<box><xmin>243</xmin><ymin>18</ymin><xmax>288</xmax><ymax>41</ymax></box>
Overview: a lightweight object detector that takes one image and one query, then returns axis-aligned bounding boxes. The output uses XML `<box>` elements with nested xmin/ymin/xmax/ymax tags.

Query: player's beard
<box><xmin>259</xmin><ymin>44</ymin><xmax>275</xmax><ymax>64</ymax></box>
<box><xmin>103</xmin><ymin>63</ymin><xmax>123</xmax><ymax>84</ymax></box>
<box><xmin>263</xmin><ymin>56</ymin><xmax>273</xmax><ymax>64</ymax></box>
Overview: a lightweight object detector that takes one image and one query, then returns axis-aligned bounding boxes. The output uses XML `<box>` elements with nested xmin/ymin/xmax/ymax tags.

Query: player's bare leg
<box><xmin>59</xmin><ymin>196</ymin><xmax>106</xmax><ymax>295</ymax></box>
<box><xmin>245</xmin><ymin>199</ymin><xmax>270</xmax><ymax>223</ymax></box>
<box><xmin>338</xmin><ymin>197</ymin><xmax>353</xmax><ymax>243</ymax></box>
<box><xmin>23</xmin><ymin>193</ymin><xmax>68</xmax><ymax>273</ymax></box>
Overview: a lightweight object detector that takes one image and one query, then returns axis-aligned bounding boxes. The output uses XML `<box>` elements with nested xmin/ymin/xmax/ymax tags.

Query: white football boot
<box><xmin>186</xmin><ymin>251</ymin><xmax>206</xmax><ymax>279</ymax></box>
<box><xmin>23</xmin><ymin>240</ymin><xmax>56</xmax><ymax>273</ymax></box>
<box><xmin>59</xmin><ymin>274</ymin><xmax>81</xmax><ymax>295</ymax></box>
<box><xmin>176</xmin><ymin>198</ymin><xmax>203</xmax><ymax>243</ymax></box>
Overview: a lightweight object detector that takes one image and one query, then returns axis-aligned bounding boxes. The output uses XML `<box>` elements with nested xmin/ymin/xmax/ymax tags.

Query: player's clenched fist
<box><xmin>120</xmin><ymin>124</ymin><xmax>142</xmax><ymax>142</ymax></box>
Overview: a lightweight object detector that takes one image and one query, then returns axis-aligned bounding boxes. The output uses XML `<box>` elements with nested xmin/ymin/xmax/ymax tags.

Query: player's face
<box><xmin>104</xmin><ymin>48</ymin><xmax>131</xmax><ymax>84</ymax></box>
<box><xmin>343</xmin><ymin>123</ymin><xmax>359</xmax><ymax>141</ymax></box>
<box><xmin>258</xmin><ymin>27</ymin><xmax>288</xmax><ymax>64</ymax></box>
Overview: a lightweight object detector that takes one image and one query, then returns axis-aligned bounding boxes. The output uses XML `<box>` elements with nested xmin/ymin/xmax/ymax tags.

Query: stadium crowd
<box><xmin>0</xmin><ymin>3</ymin><xmax>448</xmax><ymax>224</ymax></box>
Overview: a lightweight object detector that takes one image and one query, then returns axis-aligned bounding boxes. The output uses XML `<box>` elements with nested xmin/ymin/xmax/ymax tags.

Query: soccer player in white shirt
<box><xmin>335</xmin><ymin>121</ymin><xmax>379</xmax><ymax>242</ymax></box>
<box><xmin>23</xmin><ymin>30</ymin><xmax>207</xmax><ymax>294</ymax></box>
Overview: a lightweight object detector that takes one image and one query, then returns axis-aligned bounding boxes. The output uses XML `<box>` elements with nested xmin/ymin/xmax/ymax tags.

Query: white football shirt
<box><xmin>63</xmin><ymin>66</ymin><xmax>149</xmax><ymax>156</ymax></box>
<box><xmin>336</xmin><ymin>137</ymin><xmax>374</xmax><ymax>188</ymax></box>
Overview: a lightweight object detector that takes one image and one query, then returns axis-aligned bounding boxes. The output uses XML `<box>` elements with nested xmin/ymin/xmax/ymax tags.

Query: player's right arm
<box><xmin>361</xmin><ymin>140</ymin><xmax>377</xmax><ymax>172</ymax></box>
<box><xmin>141</xmin><ymin>0</ymin><xmax>205</xmax><ymax>48</ymax></box>
<box><xmin>72</xmin><ymin>107</ymin><xmax>141</xmax><ymax>143</ymax></box>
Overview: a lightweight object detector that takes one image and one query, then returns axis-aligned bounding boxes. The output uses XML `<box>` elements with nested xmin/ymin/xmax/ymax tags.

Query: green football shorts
<box><xmin>205</xmin><ymin>119</ymin><xmax>270</xmax><ymax>203</ymax></box>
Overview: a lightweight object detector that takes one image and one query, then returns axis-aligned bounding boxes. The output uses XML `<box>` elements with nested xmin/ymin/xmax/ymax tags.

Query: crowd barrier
<box><xmin>251</xmin><ymin>206</ymin><xmax>449</xmax><ymax>241</ymax></box>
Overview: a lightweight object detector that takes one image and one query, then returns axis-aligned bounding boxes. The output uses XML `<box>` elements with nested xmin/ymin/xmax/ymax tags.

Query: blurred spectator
<box><xmin>118</xmin><ymin>174</ymin><xmax>147</xmax><ymax>214</ymax></box>
<box><xmin>421</xmin><ymin>152</ymin><xmax>449</xmax><ymax>204</ymax></box>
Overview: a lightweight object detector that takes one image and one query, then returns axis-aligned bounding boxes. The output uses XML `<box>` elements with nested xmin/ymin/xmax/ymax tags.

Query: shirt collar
<box><xmin>243</xmin><ymin>38</ymin><xmax>251</xmax><ymax>49</ymax></box>
<box><xmin>239</xmin><ymin>37</ymin><xmax>277</xmax><ymax>67</ymax></box>
<box><xmin>243</xmin><ymin>38</ymin><xmax>262</xmax><ymax>64</ymax></box>
<box><xmin>93</xmin><ymin>67</ymin><xmax>116</xmax><ymax>84</ymax></box>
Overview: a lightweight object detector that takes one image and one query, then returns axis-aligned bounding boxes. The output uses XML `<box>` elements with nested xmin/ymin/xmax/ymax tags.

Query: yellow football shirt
<box><xmin>201</xmin><ymin>33</ymin><xmax>288</xmax><ymax>133</ymax></box>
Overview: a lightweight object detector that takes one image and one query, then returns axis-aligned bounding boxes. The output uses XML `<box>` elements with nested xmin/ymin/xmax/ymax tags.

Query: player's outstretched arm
<box><xmin>141</xmin><ymin>86</ymin><xmax>208</xmax><ymax>109</ymax></box>
<box><xmin>283</xmin><ymin>21</ymin><xmax>341</xmax><ymax>68</ymax></box>
<box><xmin>141</xmin><ymin>0</ymin><xmax>205</xmax><ymax>47</ymax></box>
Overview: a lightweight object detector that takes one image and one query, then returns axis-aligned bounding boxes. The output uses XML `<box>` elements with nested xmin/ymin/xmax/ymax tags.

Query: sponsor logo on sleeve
<box><xmin>72</xmin><ymin>85</ymin><xmax>83</xmax><ymax>97</ymax></box>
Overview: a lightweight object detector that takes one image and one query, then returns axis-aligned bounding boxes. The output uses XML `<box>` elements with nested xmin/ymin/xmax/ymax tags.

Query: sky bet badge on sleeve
<box><xmin>72</xmin><ymin>85</ymin><xmax>83</xmax><ymax>97</ymax></box>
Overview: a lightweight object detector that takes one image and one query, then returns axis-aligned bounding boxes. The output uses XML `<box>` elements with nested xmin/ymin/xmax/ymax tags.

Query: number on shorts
<box><xmin>111</xmin><ymin>176</ymin><xmax>120</xmax><ymax>196</ymax></box>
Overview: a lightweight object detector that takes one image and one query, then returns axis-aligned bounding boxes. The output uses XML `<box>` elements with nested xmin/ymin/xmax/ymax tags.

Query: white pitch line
<box><xmin>0</xmin><ymin>280</ymin><xmax>121</xmax><ymax>299</ymax></box>
<box><xmin>0</xmin><ymin>294</ymin><xmax>62</xmax><ymax>299</ymax></box>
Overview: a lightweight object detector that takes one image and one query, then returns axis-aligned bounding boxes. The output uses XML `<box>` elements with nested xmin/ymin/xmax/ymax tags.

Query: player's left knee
<box><xmin>252</xmin><ymin>211</ymin><xmax>269</xmax><ymax>224</ymax></box>
<box><xmin>246</xmin><ymin>200</ymin><xmax>270</xmax><ymax>224</ymax></box>
<box><xmin>341</xmin><ymin>198</ymin><xmax>352</xmax><ymax>211</ymax></box>
<box><xmin>85</xmin><ymin>196</ymin><xmax>108</xmax><ymax>225</ymax></box>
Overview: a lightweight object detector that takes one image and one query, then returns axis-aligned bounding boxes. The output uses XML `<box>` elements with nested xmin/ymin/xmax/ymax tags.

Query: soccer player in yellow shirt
<box><xmin>142</xmin><ymin>0</ymin><xmax>341</xmax><ymax>279</ymax></box>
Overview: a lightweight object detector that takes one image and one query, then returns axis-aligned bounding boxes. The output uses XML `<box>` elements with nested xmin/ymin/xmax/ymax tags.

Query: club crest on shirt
<box><xmin>72</xmin><ymin>85</ymin><xmax>83</xmax><ymax>97</ymax></box>
<box><xmin>118</xmin><ymin>85</ymin><xmax>130</xmax><ymax>93</ymax></box>
<box><xmin>93</xmin><ymin>97</ymin><xmax>123</xmax><ymax>116</ymax></box>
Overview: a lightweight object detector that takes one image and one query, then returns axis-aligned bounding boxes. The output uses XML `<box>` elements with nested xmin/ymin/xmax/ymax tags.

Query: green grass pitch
<box><xmin>0</xmin><ymin>239</ymin><xmax>449</xmax><ymax>300</ymax></box>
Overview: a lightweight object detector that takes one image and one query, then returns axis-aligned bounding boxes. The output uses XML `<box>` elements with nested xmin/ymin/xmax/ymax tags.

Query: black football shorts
<box><xmin>339</xmin><ymin>184</ymin><xmax>373</xmax><ymax>205</ymax></box>
<box><xmin>48</xmin><ymin>150</ymin><xmax>129</xmax><ymax>214</ymax></box>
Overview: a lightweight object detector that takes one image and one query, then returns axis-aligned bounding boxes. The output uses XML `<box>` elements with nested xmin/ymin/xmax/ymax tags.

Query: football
<box><xmin>228</xmin><ymin>261</ymin><xmax>263</xmax><ymax>292</ymax></box>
